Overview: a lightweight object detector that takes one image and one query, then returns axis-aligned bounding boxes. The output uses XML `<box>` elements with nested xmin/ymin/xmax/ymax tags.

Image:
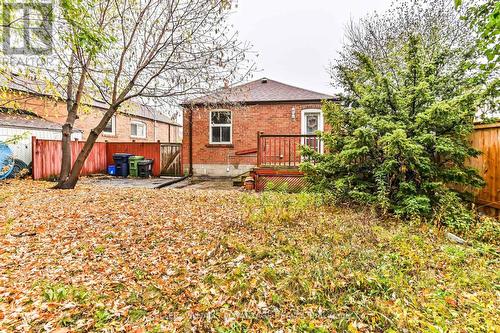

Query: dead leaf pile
<box><xmin>0</xmin><ymin>180</ymin><xmax>498</xmax><ymax>332</ymax></box>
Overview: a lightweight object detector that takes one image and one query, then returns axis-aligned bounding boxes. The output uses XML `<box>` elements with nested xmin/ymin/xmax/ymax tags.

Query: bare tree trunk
<box><xmin>56</xmin><ymin>129</ymin><xmax>98</xmax><ymax>189</ymax></box>
<box><xmin>56</xmin><ymin>57</ymin><xmax>76</xmax><ymax>186</ymax></box>
<box><xmin>57</xmin><ymin>107</ymin><xmax>116</xmax><ymax>189</ymax></box>
<box><xmin>54</xmin><ymin>60</ymin><xmax>88</xmax><ymax>189</ymax></box>
<box><xmin>57</xmin><ymin>110</ymin><xmax>78</xmax><ymax>183</ymax></box>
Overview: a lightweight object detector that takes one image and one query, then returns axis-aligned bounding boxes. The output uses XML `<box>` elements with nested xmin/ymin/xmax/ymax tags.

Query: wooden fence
<box><xmin>32</xmin><ymin>137</ymin><xmax>107</xmax><ymax>180</ymax></box>
<box><xmin>106</xmin><ymin>142</ymin><xmax>162</xmax><ymax>177</ymax></box>
<box><xmin>469</xmin><ymin>123</ymin><xmax>500</xmax><ymax>215</ymax></box>
<box><xmin>160</xmin><ymin>143</ymin><xmax>182</xmax><ymax>176</ymax></box>
<box><xmin>32</xmin><ymin>137</ymin><xmax>182</xmax><ymax>180</ymax></box>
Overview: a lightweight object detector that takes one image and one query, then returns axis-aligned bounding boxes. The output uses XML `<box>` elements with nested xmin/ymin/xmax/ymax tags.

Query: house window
<box><xmin>103</xmin><ymin>116</ymin><xmax>116</xmax><ymax>136</ymax></box>
<box><xmin>131</xmin><ymin>121</ymin><xmax>147</xmax><ymax>138</ymax></box>
<box><xmin>210</xmin><ymin>110</ymin><xmax>231</xmax><ymax>144</ymax></box>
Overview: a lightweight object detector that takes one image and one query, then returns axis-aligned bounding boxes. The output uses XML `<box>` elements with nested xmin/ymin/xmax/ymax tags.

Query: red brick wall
<box><xmin>2</xmin><ymin>91</ymin><xmax>181</xmax><ymax>143</ymax></box>
<box><xmin>182</xmin><ymin>102</ymin><xmax>324</xmax><ymax>173</ymax></box>
<box><xmin>96</xmin><ymin>113</ymin><xmax>179</xmax><ymax>143</ymax></box>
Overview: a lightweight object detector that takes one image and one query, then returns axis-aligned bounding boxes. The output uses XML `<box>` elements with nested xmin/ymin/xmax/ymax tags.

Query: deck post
<box><xmin>256</xmin><ymin>131</ymin><xmax>262</xmax><ymax>167</ymax></box>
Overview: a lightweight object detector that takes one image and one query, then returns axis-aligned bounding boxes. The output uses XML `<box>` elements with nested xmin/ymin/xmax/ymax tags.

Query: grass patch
<box><xmin>218</xmin><ymin>192</ymin><xmax>499</xmax><ymax>331</ymax></box>
<box><xmin>42</xmin><ymin>283</ymin><xmax>91</xmax><ymax>304</ymax></box>
<box><xmin>0</xmin><ymin>181</ymin><xmax>497</xmax><ymax>332</ymax></box>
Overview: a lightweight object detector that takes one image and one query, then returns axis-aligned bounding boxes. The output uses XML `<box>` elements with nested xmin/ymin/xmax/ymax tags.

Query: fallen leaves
<box><xmin>51</xmin><ymin>328</ymin><xmax>70</xmax><ymax>333</ymax></box>
<box><xmin>0</xmin><ymin>180</ymin><xmax>498</xmax><ymax>332</ymax></box>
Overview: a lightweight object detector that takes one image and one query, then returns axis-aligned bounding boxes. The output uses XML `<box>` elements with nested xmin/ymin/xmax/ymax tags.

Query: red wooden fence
<box><xmin>106</xmin><ymin>142</ymin><xmax>161</xmax><ymax>177</ymax></box>
<box><xmin>468</xmin><ymin>123</ymin><xmax>500</xmax><ymax>216</ymax></box>
<box><xmin>32</xmin><ymin>138</ymin><xmax>165</xmax><ymax>180</ymax></box>
<box><xmin>32</xmin><ymin>137</ymin><xmax>107</xmax><ymax>180</ymax></box>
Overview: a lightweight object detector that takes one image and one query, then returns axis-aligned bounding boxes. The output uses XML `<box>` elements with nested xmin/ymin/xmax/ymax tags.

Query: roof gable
<box><xmin>184</xmin><ymin>78</ymin><xmax>336</xmax><ymax>105</ymax></box>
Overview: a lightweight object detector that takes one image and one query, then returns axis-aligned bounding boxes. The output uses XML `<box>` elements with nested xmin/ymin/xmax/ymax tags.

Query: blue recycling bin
<box><xmin>112</xmin><ymin>153</ymin><xmax>133</xmax><ymax>177</ymax></box>
<box><xmin>107</xmin><ymin>165</ymin><xmax>116</xmax><ymax>176</ymax></box>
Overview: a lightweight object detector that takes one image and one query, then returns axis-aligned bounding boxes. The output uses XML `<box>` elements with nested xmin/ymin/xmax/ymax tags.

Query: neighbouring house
<box><xmin>0</xmin><ymin>109</ymin><xmax>83</xmax><ymax>166</ymax></box>
<box><xmin>1</xmin><ymin>74</ymin><xmax>182</xmax><ymax>143</ymax></box>
<box><xmin>181</xmin><ymin>78</ymin><xmax>336</xmax><ymax>177</ymax></box>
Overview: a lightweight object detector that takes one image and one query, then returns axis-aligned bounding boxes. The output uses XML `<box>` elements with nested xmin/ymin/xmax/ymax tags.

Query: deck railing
<box><xmin>257</xmin><ymin>132</ymin><xmax>323</xmax><ymax>167</ymax></box>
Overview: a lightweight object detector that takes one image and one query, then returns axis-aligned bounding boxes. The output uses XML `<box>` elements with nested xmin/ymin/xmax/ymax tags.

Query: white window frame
<box><xmin>131</xmin><ymin>120</ymin><xmax>147</xmax><ymax>139</ymax></box>
<box><xmin>103</xmin><ymin>116</ymin><xmax>116</xmax><ymax>136</ymax></box>
<box><xmin>209</xmin><ymin>110</ymin><xmax>232</xmax><ymax>144</ymax></box>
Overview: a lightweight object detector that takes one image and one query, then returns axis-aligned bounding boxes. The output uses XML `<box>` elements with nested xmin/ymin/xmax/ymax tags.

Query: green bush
<box><xmin>468</xmin><ymin>215</ymin><xmax>500</xmax><ymax>244</ymax></box>
<box><xmin>302</xmin><ymin>2</ymin><xmax>490</xmax><ymax>227</ymax></box>
<box><xmin>433</xmin><ymin>191</ymin><xmax>476</xmax><ymax>232</ymax></box>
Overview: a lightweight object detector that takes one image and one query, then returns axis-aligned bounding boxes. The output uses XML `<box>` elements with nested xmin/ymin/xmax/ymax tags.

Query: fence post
<box><xmin>156</xmin><ymin>141</ymin><xmax>161</xmax><ymax>176</ymax></box>
<box><xmin>31</xmin><ymin>136</ymin><xmax>37</xmax><ymax>180</ymax></box>
<box><xmin>180</xmin><ymin>143</ymin><xmax>183</xmax><ymax>176</ymax></box>
<box><xmin>256</xmin><ymin>131</ymin><xmax>262</xmax><ymax>167</ymax></box>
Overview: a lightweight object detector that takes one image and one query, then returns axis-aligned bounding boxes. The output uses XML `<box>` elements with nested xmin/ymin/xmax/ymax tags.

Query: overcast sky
<box><xmin>229</xmin><ymin>0</ymin><xmax>394</xmax><ymax>95</ymax></box>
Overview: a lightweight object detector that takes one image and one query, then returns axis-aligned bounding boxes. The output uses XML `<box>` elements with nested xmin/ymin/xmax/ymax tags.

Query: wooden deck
<box><xmin>251</xmin><ymin>133</ymin><xmax>323</xmax><ymax>191</ymax></box>
<box><xmin>257</xmin><ymin>132</ymin><xmax>322</xmax><ymax>168</ymax></box>
<box><xmin>251</xmin><ymin>167</ymin><xmax>306</xmax><ymax>192</ymax></box>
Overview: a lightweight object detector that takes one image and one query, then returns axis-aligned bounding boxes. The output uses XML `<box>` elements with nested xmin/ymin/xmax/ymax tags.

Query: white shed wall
<box><xmin>0</xmin><ymin>127</ymin><xmax>82</xmax><ymax>165</ymax></box>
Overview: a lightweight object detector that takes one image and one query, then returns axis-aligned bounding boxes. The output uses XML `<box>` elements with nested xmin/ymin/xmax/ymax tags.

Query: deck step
<box><xmin>232</xmin><ymin>171</ymin><xmax>250</xmax><ymax>187</ymax></box>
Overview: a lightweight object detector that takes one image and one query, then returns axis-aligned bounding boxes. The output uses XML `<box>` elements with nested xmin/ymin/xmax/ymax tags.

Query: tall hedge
<box><xmin>302</xmin><ymin>15</ymin><xmax>490</xmax><ymax>228</ymax></box>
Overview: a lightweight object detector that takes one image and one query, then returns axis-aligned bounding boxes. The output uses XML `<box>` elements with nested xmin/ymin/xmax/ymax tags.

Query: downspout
<box><xmin>189</xmin><ymin>107</ymin><xmax>193</xmax><ymax>176</ymax></box>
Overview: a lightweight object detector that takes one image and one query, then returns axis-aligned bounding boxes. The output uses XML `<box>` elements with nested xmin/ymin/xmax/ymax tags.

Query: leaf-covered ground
<box><xmin>0</xmin><ymin>180</ymin><xmax>498</xmax><ymax>332</ymax></box>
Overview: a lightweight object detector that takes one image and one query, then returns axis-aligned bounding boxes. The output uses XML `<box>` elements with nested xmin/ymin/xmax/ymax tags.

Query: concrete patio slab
<box><xmin>163</xmin><ymin>177</ymin><xmax>239</xmax><ymax>190</ymax></box>
<box><xmin>80</xmin><ymin>176</ymin><xmax>181</xmax><ymax>189</ymax></box>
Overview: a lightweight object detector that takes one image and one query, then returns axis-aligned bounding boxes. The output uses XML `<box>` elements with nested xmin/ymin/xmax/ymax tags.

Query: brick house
<box><xmin>1</xmin><ymin>75</ymin><xmax>181</xmax><ymax>143</ymax></box>
<box><xmin>181</xmin><ymin>78</ymin><xmax>335</xmax><ymax>177</ymax></box>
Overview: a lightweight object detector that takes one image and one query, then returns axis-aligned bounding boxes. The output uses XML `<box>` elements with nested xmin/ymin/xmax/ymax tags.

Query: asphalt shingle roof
<box><xmin>0</xmin><ymin>110</ymin><xmax>82</xmax><ymax>132</ymax></box>
<box><xmin>184</xmin><ymin>78</ymin><xmax>336</xmax><ymax>105</ymax></box>
<box><xmin>1</xmin><ymin>74</ymin><xmax>180</xmax><ymax>126</ymax></box>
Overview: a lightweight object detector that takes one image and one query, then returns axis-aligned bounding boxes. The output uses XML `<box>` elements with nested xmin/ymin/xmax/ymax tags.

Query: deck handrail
<box><xmin>260</xmin><ymin>134</ymin><xmax>319</xmax><ymax>138</ymax></box>
<box><xmin>257</xmin><ymin>132</ymin><xmax>322</xmax><ymax>167</ymax></box>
